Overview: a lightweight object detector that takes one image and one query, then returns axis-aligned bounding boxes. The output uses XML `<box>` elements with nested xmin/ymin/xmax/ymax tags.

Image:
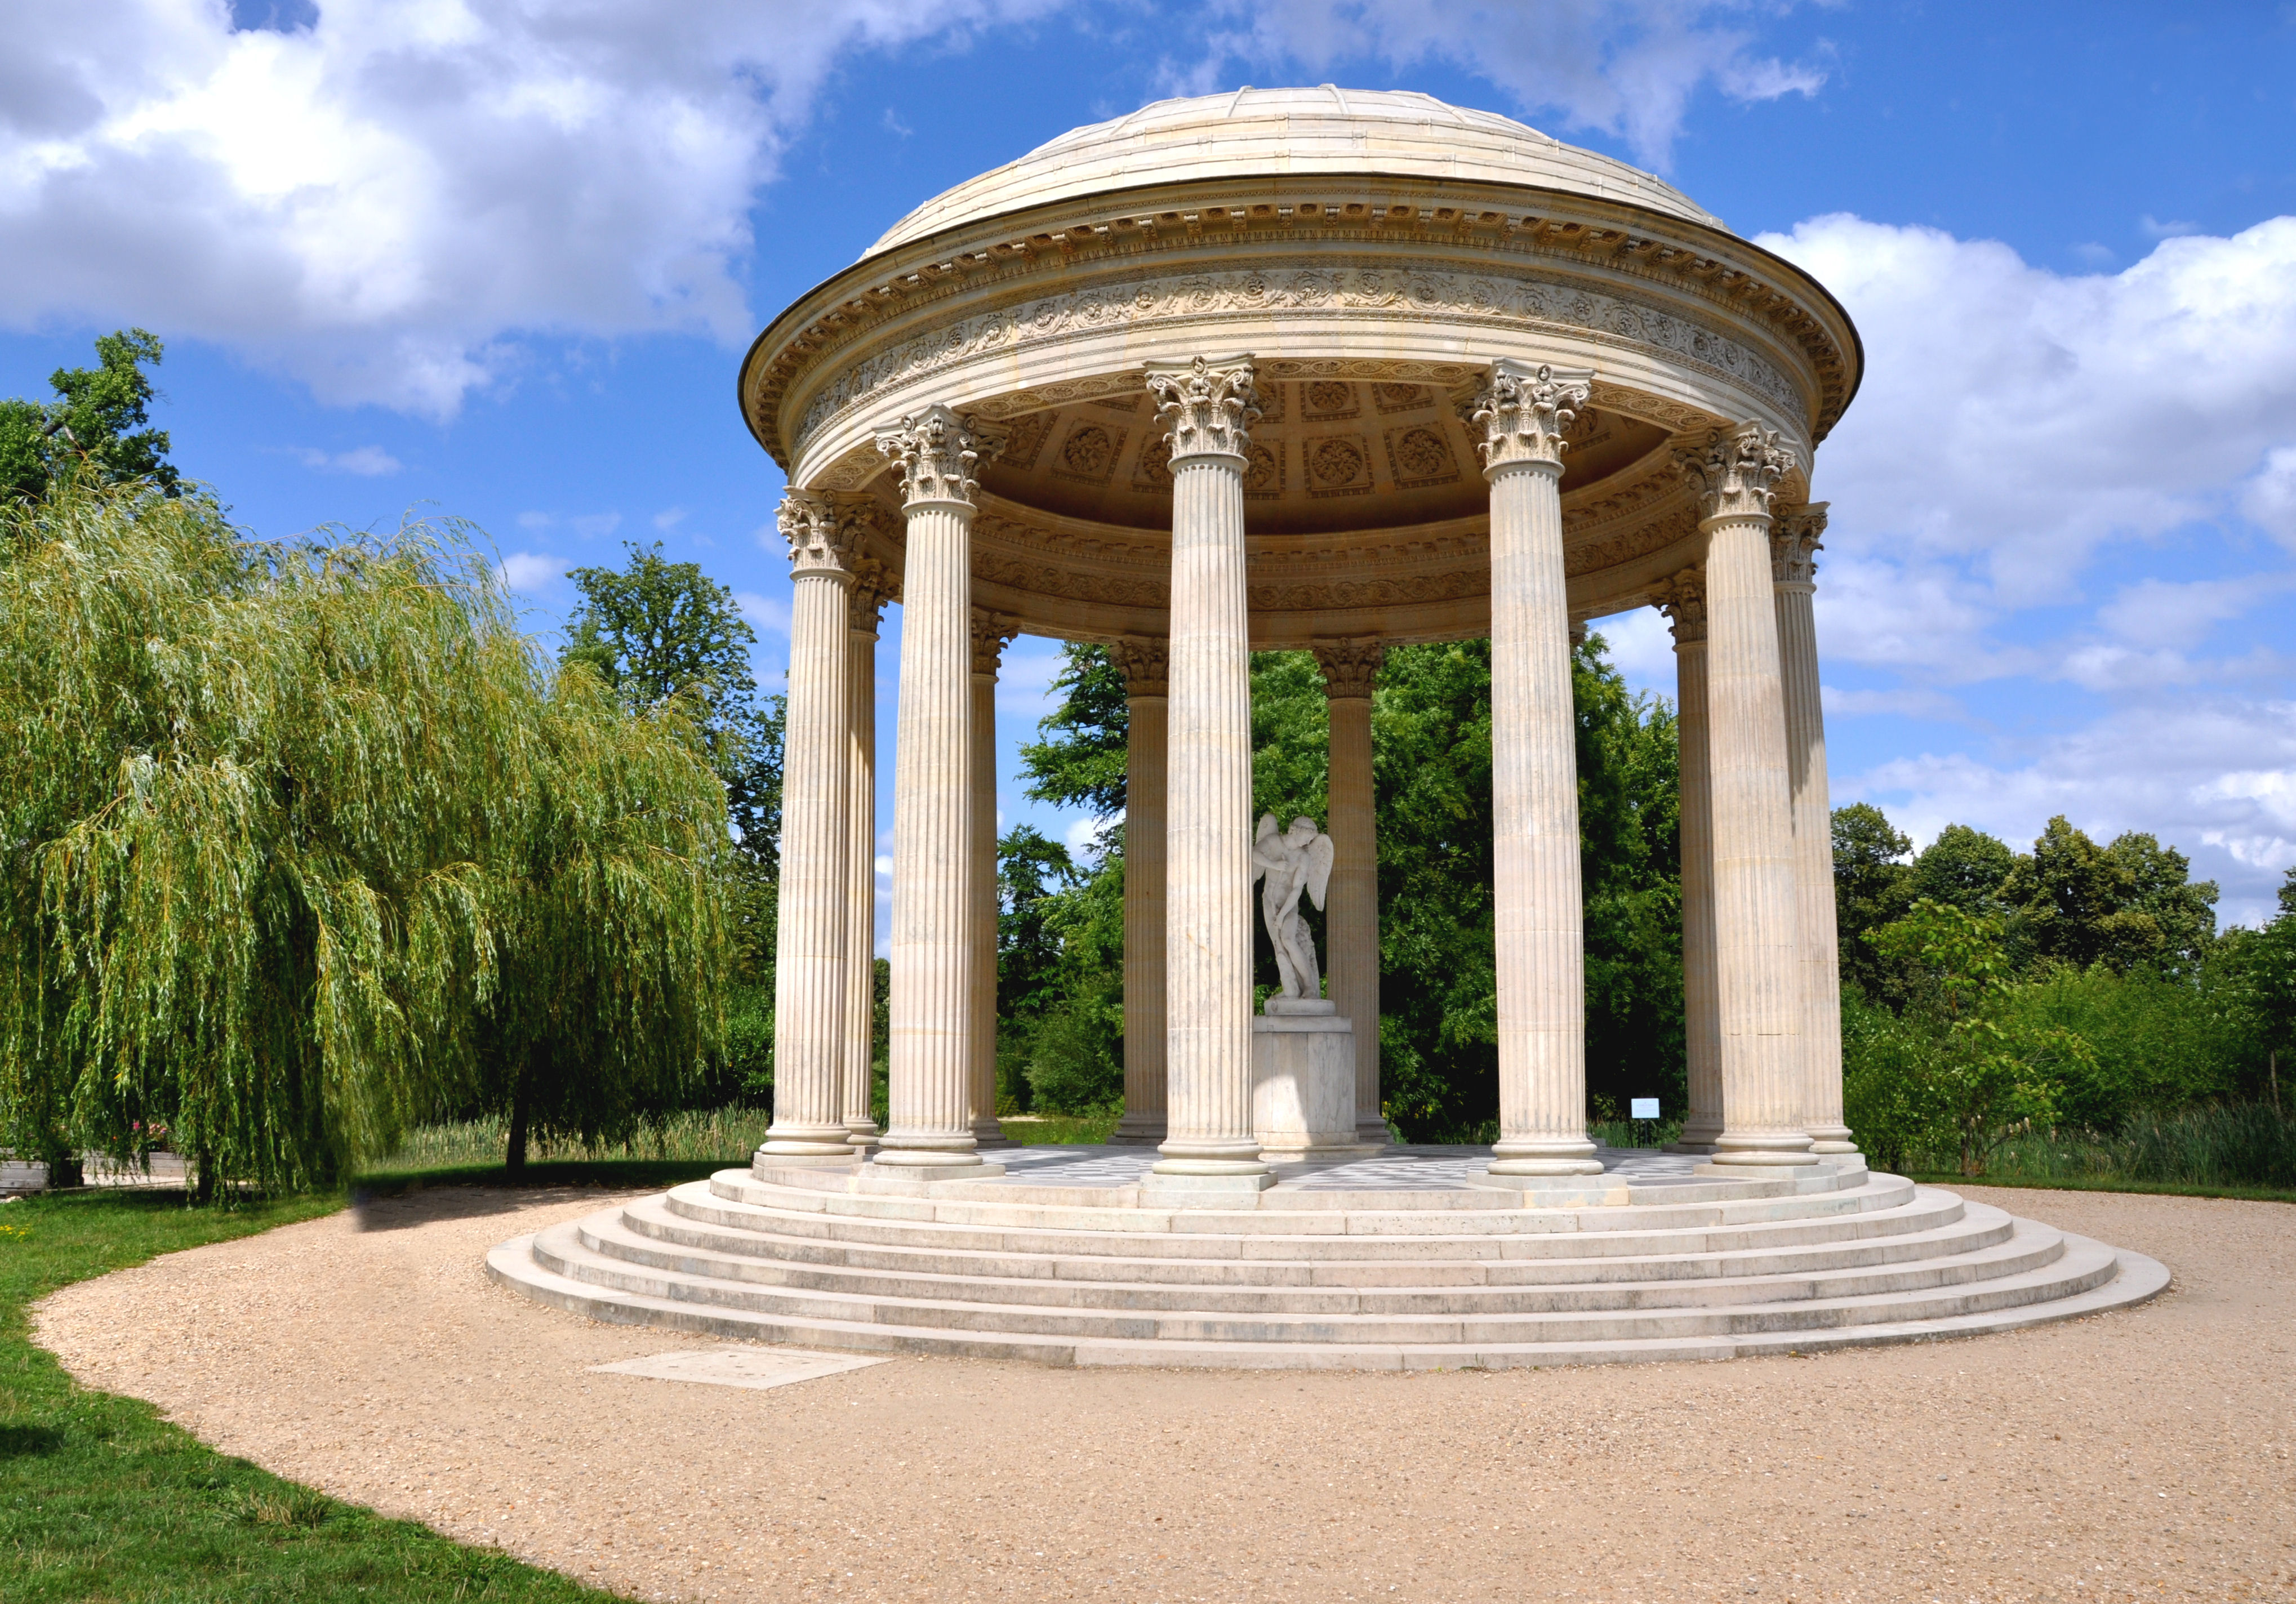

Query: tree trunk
<box><xmin>506</xmin><ymin>1072</ymin><xmax>531</xmax><ymax>1177</ymax></box>
<box><xmin>192</xmin><ymin>1150</ymin><xmax>215</xmax><ymax>1206</ymax></box>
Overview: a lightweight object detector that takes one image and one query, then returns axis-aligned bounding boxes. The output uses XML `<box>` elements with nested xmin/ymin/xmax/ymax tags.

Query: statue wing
<box><xmin>1305</xmin><ymin>832</ymin><xmax>1334</xmax><ymax>911</ymax></box>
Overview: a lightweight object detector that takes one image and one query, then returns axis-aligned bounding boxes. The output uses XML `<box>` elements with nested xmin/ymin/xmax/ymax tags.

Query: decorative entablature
<box><xmin>741</xmin><ymin>177</ymin><xmax>1858</xmax><ymax>478</ymax></box>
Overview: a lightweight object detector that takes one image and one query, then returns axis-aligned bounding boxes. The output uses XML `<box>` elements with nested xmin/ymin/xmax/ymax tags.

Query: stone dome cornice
<box><xmin>738</xmin><ymin>173</ymin><xmax>1861</xmax><ymax>475</ymax></box>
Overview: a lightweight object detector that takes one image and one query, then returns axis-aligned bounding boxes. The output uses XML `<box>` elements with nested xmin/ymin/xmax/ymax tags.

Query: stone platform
<box><xmin>486</xmin><ymin>1146</ymin><xmax>2166</xmax><ymax>1371</ymax></box>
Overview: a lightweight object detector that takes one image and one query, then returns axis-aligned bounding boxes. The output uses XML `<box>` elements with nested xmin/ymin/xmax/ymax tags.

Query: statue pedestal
<box><xmin>1252</xmin><ymin>1006</ymin><xmax>1380</xmax><ymax>1160</ymax></box>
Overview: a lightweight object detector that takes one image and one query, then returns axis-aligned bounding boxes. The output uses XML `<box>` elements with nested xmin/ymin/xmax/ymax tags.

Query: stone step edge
<box><xmin>704</xmin><ymin>1170</ymin><xmax>1919</xmax><ymax>1239</ymax></box>
<box><xmin>485</xmin><ymin>1234</ymin><xmax>2165</xmax><ymax>1371</ymax></box>
<box><xmin>666</xmin><ymin>1178</ymin><xmax>1943</xmax><ymax>1260</ymax></box>
<box><xmin>601</xmin><ymin>1202</ymin><xmax>2020</xmax><ymax>1303</ymax></box>
<box><xmin>577</xmin><ymin>1208</ymin><xmax>2052</xmax><ymax>1315</ymax></box>
<box><xmin>527</xmin><ymin>1218</ymin><xmax>2104</xmax><ymax>1342</ymax></box>
<box><xmin>749</xmin><ymin>1157</ymin><xmax>1868</xmax><ymax>1211</ymax></box>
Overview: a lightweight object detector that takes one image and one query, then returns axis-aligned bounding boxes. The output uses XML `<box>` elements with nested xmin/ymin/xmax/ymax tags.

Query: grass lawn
<box><xmin>0</xmin><ymin>1187</ymin><xmax>629</xmax><ymax>1603</ymax></box>
<box><xmin>1902</xmin><ymin>1170</ymin><xmax>2296</xmax><ymax>1204</ymax></box>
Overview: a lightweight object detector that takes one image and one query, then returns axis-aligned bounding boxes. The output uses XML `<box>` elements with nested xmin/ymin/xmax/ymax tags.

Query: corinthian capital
<box><xmin>1652</xmin><ymin>566</ymin><xmax>1707</xmax><ymax>646</ymax></box>
<box><xmin>1311</xmin><ymin>638</ymin><xmax>1385</xmax><ymax>699</ymax></box>
<box><xmin>848</xmin><ymin>556</ymin><xmax>897</xmax><ymax>632</ymax></box>
<box><xmin>1145</xmin><ymin>355</ymin><xmax>1260</xmax><ymax>464</ymax></box>
<box><xmin>876</xmin><ymin>404</ymin><xmax>1004</xmax><ymax>510</ymax></box>
<box><xmin>1677</xmin><ymin>422</ymin><xmax>1797</xmax><ymax>523</ymax></box>
<box><xmin>1771</xmin><ymin>502</ymin><xmax>1828</xmax><ymax>587</ymax></box>
<box><xmin>1109</xmin><ymin>636</ymin><xmax>1169</xmax><ymax>698</ymax></box>
<box><xmin>777</xmin><ymin>490</ymin><xmax>857</xmax><ymax>580</ymax></box>
<box><xmin>1465</xmin><ymin>359</ymin><xmax>1592</xmax><ymax>475</ymax></box>
<box><xmin>969</xmin><ymin>608</ymin><xmax>1019</xmax><ymax>676</ymax></box>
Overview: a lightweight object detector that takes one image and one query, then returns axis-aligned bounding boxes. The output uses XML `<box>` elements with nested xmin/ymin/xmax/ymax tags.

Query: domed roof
<box><xmin>866</xmin><ymin>86</ymin><xmax>1721</xmax><ymax>259</ymax></box>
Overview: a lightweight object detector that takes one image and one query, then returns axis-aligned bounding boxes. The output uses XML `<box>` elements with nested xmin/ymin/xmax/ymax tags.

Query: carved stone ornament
<box><xmin>1653</xmin><ymin>565</ymin><xmax>1708</xmax><ymax>645</ymax></box>
<box><xmin>777</xmin><ymin>490</ymin><xmax>857</xmax><ymax>578</ymax></box>
<box><xmin>1109</xmin><ymin>636</ymin><xmax>1169</xmax><ymax>697</ymax></box>
<box><xmin>848</xmin><ymin>555</ymin><xmax>898</xmax><ymax>631</ymax></box>
<box><xmin>1144</xmin><ymin>354</ymin><xmax>1261</xmax><ymax>465</ymax></box>
<box><xmin>875</xmin><ymin>404</ymin><xmax>1005</xmax><ymax>509</ymax></box>
<box><xmin>1251</xmin><ymin>813</ymin><xmax>1335</xmax><ymax>1005</ymax></box>
<box><xmin>1465</xmin><ymin>359</ymin><xmax>1594</xmax><ymax>476</ymax></box>
<box><xmin>969</xmin><ymin>607</ymin><xmax>1020</xmax><ymax>675</ymax></box>
<box><xmin>1677</xmin><ymin>421</ymin><xmax>1797</xmax><ymax>524</ymax></box>
<box><xmin>1771</xmin><ymin>501</ymin><xmax>1828</xmax><ymax>587</ymax></box>
<box><xmin>1311</xmin><ymin>638</ymin><xmax>1386</xmax><ymax>699</ymax></box>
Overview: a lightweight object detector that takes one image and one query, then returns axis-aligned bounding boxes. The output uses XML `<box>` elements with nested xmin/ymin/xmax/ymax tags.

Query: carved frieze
<box><xmin>794</xmin><ymin>262</ymin><xmax>1802</xmax><ymax>457</ymax></box>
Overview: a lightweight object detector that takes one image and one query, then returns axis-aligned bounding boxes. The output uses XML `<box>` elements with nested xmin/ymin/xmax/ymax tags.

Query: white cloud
<box><xmin>2244</xmin><ymin>446</ymin><xmax>2296</xmax><ymax>551</ymax></box>
<box><xmin>651</xmin><ymin>506</ymin><xmax>687</xmax><ymax>532</ymax></box>
<box><xmin>498</xmin><ymin>550</ymin><xmax>568</xmax><ymax>592</ymax></box>
<box><xmin>734</xmin><ymin>589</ymin><xmax>790</xmax><ymax>636</ymax></box>
<box><xmin>995</xmin><ymin>637</ymin><xmax>1069</xmax><ymax>718</ymax></box>
<box><xmin>569</xmin><ymin>511</ymin><xmax>622</xmax><ymax>539</ymax></box>
<box><xmin>1843</xmin><ymin>698</ymin><xmax>2296</xmax><ymax>928</ymax></box>
<box><xmin>2141</xmin><ymin>214</ymin><xmax>2200</xmax><ymax>239</ymax></box>
<box><xmin>0</xmin><ymin>0</ymin><xmax>1065</xmax><ymax>416</ymax></box>
<box><xmin>292</xmin><ymin>443</ymin><xmax>400</xmax><ymax>474</ymax></box>
<box><xmin>1064</xmin><ymin>813</ymin><xmax>1107</xmax><ymax>858</ymax></box>
<box><xmin>2095</xmin><ymin>574</ymin><xmax>2296</xmax><ymax>652</ymax></box>
<box><xmin>1173</xmin><ymin>0</ymin><xmax>1825</xmax><ymax>168</ymax></box>
<box><xmin>515</xmin><ymin>510</ymin><xmax>553</xmax><ymax>531</ymax></box>
<box><xmin>1768</xmin><ymin>214</ymin><xmax>2296</xmax><ymax>605</ymax></box>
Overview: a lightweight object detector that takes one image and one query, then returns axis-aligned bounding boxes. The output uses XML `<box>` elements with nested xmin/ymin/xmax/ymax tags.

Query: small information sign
<box><xmin>1629</xmin><ymin>1097</ymin><xmax>1660</xmax><ymax>1120</ymax></box>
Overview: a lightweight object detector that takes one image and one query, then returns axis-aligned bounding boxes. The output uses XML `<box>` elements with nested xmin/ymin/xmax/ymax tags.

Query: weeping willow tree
<box><xmin>0</xmin><ymin>470</ymin><xmax>729</xmax><ymax>1195</ymax></box>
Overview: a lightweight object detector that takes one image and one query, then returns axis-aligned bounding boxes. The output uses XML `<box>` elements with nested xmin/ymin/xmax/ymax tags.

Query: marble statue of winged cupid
<box><xmin>1250</xmin><ymin>813</ymin><xmax>1336</xmax><ymax>1007</ymax></box>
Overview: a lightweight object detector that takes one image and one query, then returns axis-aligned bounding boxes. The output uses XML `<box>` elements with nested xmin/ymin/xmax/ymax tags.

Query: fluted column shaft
<box><xmin>969</xmin><ymin>612</ymin><xmax>1017</xmax><ymax>1145</ymax></box>
<box><xmin>1472</xmin><ymin>362</ymin><xmax>1600</xmax><ymax>1176</ymax></box>
<box><xmin>1774</xmin><ymin>509</ymin><xmax>1856</xmax><ymax>1153</ymax></box>
<box><xmin>761</xmin><ymin>494</ymin><xmax>856</xmax><ymax>1158</ymax></box>
<box><xmin>1685</xmin><ymin>425</ymin><xmax>1816</xmax><ymax>1166</ymax></box>
<box><xmin>1315</xmin><ymin>641</ymin><xmax>1386</xmax><ymax>1145</ymax></box>
<box><xmin>1661</xmin><ymin>575</ymin><xmax>1721</xmax><ymax>1152</ymax></box>
<box><xmin>842</xmin><ymin>576</ymin><xmax>889</xmax><ymax>1146</ymax></box>
<box><xmin>1110</xmin><ymin>640</ymin><xmax>1169</xmax><ymax>1146</ymax></box>
<box><xmin>875</xmin><ymin>407</ymin><xmax>1004</xmax><ymax>1169</ymax></box>
<box><xmin>1149</xmin><ymin>355</ymin><xmax>1266</xmax><ymax>1177</ymax></box>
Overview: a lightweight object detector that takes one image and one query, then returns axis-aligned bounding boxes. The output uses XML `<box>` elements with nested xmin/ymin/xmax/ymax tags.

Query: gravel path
<box><xmin>34</xmin><ymin>1183</ymin><xmax>2296</xmax><ymax>1603</ymax></box>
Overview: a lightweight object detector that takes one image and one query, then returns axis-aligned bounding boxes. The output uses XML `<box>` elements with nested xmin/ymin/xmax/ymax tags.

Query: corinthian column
<box><xmin>1774</xmin><ymin>506</ymin><xmax>1857</xmax><ymax>1155</ymax></box>
<box><xmin>873</xmin><ymin>406</ymin><xmax>1005</xmax><ymax>1170</ymax></box>
<box><xmin>1312</xmin><ymin>639</ymin><xmax>1388</xmax><ymax>1146</ymax></box>
<box><xmin>759</xmin><ymin>492</ymin><xmax>858</xmax><ymax>1160</ymax></box>
<box><xmin>1679</xmin><ymin>425</ymin><xmax>1816</xmax><ymax>1166</ymax></box>
<box><xmin>1144</xmin><ymin>355</ymin><xmax>1269</xmax><ymax>1186</ymax></box>
<box><xmin>1657</xmin><ymin>570</ymin><xmax>1721</xmax><ymax>1154</ymax></box>
<box><xmin>969</xmin><ymin>608</ymin><xmax>1020</xmax><ymax>1147</ymax></box>
<box><xmin>1470</xmin><ymin>360</ymin><xmax>1602</xmax><ymax>1176</ymax></box>
<box><xmin>842</xmin><ymin>557</ymin><xmax>894</xmax><ymax>1148</ymax></box>
<box><xmin>1108</xmin><ymin>636</ymin><xmax>1169</xmax><ymax>1146</ymax></box>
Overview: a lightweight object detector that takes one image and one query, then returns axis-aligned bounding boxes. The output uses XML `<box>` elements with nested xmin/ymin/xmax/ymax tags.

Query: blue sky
<box><xmin>8</xmin><ymin>2</ymin><xmax>2296</xmax><ymax>937</ymax></box>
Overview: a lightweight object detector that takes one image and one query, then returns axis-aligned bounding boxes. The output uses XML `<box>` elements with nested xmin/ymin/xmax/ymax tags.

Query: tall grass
<box><xmin>365</xmin><ymin>1106</ymin><xmax>774</xmax><ymax>1173</ymax></box>
<box><xmin>1906</xmin><ymin>1102</ymin><xmax>2296</xmax><ymax>1189</ymax></box>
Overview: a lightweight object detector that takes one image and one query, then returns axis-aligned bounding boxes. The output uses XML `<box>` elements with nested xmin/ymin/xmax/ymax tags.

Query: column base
<box><xmin>1107</xmin><ymin>1112</ymin><xmax>1168</xmax><ymax>1146</ymax></box>
<box><xmin>751</xmin><ymin>1147</ymin><xmax>858</xmax><ymax>1174</ymax></box>
<box><xmin>1355</xmin><ymin>1116</ymin><xmax>1394</xmax><ymax>1147</ymax></box>
<box><xmin>971</xmin><ymin>1119</ymin><xmax>1018</xmax><ymax>1149</ymax></box>
<box><xmin>843</xmin><ymin>1121</ymin><xmax>882</xmax><ymax>1152</ymax></box>
<box><xmin>1708</xmin><ymin>1132</ymin><xmax>1820</xmax><ymax>1168</ymax></box>
<box><xmin>1488</xmin><ymin>1135</ymin><xmax>1604</xmax><ymax>1176</ymax></box>
<box><xmin>1806</xmin><ymin>1124</ymin><xmax>1859</xmax><ymax>1155</ymax></box>
<box><xmin>1139</xmin><ymin>1169</ymin><xmax>1276</xmax><ymax>1206</ymax></box>
<box><xmin>858</xmin><ymin>1158</ymin><xmax>1006</xmax><ymax>1188</ymax></box>
<box><xmin>757</xmin><ymin>1128</ymin><xmax>856</xmax><ymax>1160</ymax></box>
<box><xmin>871</xmin><ymin>1138</ymin><xmax>985</xmax><ymax>1169</ymax></box>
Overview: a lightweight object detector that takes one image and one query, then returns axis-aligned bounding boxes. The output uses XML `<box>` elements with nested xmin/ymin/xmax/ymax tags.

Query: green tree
<box><xmin>1832</xmin><ymin>803</ymin><xmax>1912</xmax><ymax>1001</ymax></box>
<box><xmin>2004</xmin><ymin>816</ymin><xmax>2218</xmax><ymax>975</ymax></box>
<box><xmin>0</xmin><ymin>472</ymin><xmax>729</xmax><ymax>1192</ymax></box>
<box><xmin>1873</xmin><ymin>899</ymin><xmax>2090</xmax><ymax>1175</ymax></box>
<box><xmin>0</xmin><ymin>329</ymin><xmax>180</xmax><ymax>505</ymax></box>
<box><xmin>560</xmin><ymin>541</ymin><xmax>782</xmax><ymax>1106</ymax></box>
<box><xmin>1908</xmin><ymin>823</ymin><xmax>2018</xmax><ymax>917</ymax></box>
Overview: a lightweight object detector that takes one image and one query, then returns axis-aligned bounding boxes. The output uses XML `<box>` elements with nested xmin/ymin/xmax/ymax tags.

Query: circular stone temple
<box><xmin>489</xmin><ymin>88</ymin><xmax>2164</xmax><ymax>1366</ymax></box>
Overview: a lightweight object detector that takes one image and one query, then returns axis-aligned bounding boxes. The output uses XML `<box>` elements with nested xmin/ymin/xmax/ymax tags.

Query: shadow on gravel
<box><xmin>348</xmin><ymin>1169</ymin><xmax>709</xmax><ymax>1231</ymax></box>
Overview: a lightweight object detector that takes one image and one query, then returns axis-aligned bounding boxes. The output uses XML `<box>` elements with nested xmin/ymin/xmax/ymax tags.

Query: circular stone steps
<box><xmin>485</xmin><ymin>1147</ymin><xmax>2166</xmax><ymax>1370</ymax></box>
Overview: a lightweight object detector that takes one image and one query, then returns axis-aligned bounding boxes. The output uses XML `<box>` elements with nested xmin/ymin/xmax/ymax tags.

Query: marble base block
<box><xmin>1252</xmin><ymin>1013</ymin><xmax>1362</xmax><ymax>1159</ymax></box>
